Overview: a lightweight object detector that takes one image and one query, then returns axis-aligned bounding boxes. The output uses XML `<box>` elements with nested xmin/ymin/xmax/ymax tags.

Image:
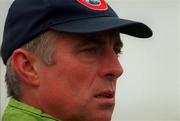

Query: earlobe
<box><xmin>11</xmin><ymin>49</ymin><xmax>40</xmax><ymax>86</ymax></box>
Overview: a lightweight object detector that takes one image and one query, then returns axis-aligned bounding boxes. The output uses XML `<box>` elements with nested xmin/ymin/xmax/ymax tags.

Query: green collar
<box><xmin>9</xmin><ymin>98</ymin><xmax>59</xmax><ymax>121</ymax></box>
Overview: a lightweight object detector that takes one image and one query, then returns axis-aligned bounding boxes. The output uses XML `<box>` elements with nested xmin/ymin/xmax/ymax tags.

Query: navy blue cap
<box><xmin>1</xmin><ymin>0</ymin><xmax>152</xmax><ymax>64</ymax></box>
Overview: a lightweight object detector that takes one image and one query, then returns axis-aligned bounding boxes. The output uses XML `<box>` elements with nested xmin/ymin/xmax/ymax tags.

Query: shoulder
<box><xmin>2</xmin><ymin>98</ymin><xmax>59</xmax><ymax>121</ymax></box>
<box><xmin>2</xmin><ymin>109</ymin><xmax>39</xmax><ymax>121</ymax></box>
<box><xmin>2</xmin><ymin>101</ymin><xmax>39</xmax><ymax>121</ymax></box>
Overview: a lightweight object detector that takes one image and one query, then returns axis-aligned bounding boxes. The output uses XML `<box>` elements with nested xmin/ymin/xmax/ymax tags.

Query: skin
<box><xmin>12</xmin><ymin>30</ymin><xmax>123</xmax><ymax>121</ymax></box>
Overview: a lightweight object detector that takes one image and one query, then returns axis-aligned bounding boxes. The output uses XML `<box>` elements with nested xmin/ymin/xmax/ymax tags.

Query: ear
<box><xmin>11</xmin><ymin>48</ymin><xmax>40</xmax><ymax>86</ymax></box>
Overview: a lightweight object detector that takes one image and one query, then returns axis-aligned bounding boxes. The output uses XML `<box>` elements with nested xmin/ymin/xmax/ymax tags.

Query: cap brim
<box><xmin>50</xmin><ymin>17</ymin><xmax>152</xmax><ymax>38</ymax></box>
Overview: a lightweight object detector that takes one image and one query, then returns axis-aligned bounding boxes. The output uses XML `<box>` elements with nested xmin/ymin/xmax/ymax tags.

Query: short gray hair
<box><xmin>5</xmin><ymin>30</ymin><xmax>59</xmax><ymax>100</ymax></box>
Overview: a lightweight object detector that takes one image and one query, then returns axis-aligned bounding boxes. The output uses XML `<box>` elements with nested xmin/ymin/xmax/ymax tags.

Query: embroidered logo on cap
<box><xmin>77</xmin><ymin>0</ymin><xmax>108</xmax><ymax>11</ymax></box>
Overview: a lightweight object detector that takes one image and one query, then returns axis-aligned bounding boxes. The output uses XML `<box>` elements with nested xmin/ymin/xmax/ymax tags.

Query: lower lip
<box><xmin>94</xmin><ymin>97</ymin><xmax>115</xmax><ymax>109</ymax></box>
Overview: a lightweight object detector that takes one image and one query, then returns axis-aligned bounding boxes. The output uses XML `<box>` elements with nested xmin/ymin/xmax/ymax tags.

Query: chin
<box><xmin>91</xmin><ymin>111</ymin><xmax>113</xmax><ymax>121</ymax></box>
<box><xmin>93</xmin><ymin>116</ymin><xmax>112</xmax><ymax>121</ymax></box>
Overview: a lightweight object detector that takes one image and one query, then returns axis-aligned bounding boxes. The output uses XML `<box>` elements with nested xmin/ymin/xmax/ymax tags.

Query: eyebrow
<box><xmin>77</xmin><ymin>34</ymin><xmax>123</xmax><ymax>48</ymax></box>
<box><xmin>78</xmin><ymin>37</ymin><xmax>106</xmax><ymax>47</ymax></box>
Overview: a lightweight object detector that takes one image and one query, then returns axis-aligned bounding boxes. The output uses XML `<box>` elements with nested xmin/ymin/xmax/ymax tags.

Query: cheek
<box><xmin>37</xmin><ymin>60</ymin><xmax>99</xmax><ymax>116</ymax></box>
<box><xmin>59</xmin><ymin>61</ymin><xmax>98</xmax><ymax>94</ymax></box>
<box><xmin>39</xmin><ymin>59</ymin><xmax>99</xmax><ymax>99</ymax></box>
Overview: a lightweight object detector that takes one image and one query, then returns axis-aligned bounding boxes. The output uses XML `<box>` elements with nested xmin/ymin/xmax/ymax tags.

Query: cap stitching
<box><xmin>49</xmin><ymin>15</ymin><xmax>115</xmax><ymax>26</ymax></box>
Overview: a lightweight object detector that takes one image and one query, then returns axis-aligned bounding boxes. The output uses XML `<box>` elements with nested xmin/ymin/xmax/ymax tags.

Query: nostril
<box><xmin>107</xmin><ymin>68</ymin><xmax>123</xmax><ymax>78</ymax></box>
<box><xmin>100</xmin><ymin>66</ymin><xmax>123</xmax><ymax>80</ymax></box>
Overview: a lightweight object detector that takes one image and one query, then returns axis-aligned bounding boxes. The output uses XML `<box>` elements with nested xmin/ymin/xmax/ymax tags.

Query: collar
<box><xmin>9</xmin><ymin>98</ymin><xmax>59</xmax><ymax>121</ymax></box>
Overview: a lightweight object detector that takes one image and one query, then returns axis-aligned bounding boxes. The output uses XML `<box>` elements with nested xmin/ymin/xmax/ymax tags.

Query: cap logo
<box><xmin>77</xmin><ymin>0</ymin><xmax>108</xmax><ymax>11</ymax></box>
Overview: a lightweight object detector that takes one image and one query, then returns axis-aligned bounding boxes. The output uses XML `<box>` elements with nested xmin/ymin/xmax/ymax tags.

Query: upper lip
<box><xmin>94</xmin><ymin>90</ymin><xmax>115</xmax><ymax>99</ymax></box>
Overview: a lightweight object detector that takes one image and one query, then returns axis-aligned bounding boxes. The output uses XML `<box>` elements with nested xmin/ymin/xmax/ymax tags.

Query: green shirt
<box><xmin>2</xmin><ymin>98</ymin><xmax>60</xmax><ymax>121</ymax></box>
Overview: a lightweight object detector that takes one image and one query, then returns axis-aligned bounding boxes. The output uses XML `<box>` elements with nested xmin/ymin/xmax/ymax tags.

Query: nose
<box><xmin>99</xmin><ymin>49</ymin><xmax>123</xmax><ymax>79</ymax></box>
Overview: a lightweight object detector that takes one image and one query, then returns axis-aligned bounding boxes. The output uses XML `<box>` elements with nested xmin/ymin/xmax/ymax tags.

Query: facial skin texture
<box><xmin>15</xmin><ymin>31</ymin><xmax>123</xmax><ymax>121</ymax></box>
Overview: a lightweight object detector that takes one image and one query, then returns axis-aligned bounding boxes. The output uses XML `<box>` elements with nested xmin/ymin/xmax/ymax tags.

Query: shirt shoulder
<box><xmin>2</xmin><ymin>108</ymin><xmax>39</xmax><ymax>121</ymax></box>
<box><xmin>2</xmin><ymin>98</ymin><xmax>59</xmax><ymax>121</ymax></box>
<box><xmin>3</xmin><ymin>111</ymin><xmax>57</xmax><ymax>121</ymax></box>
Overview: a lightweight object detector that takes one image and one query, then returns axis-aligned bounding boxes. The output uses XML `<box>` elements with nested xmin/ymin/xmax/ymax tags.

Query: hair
<box><xmin>5</xmin><ymin>30</ymin><xmax>59</xmax><ymax>100</ymax></box>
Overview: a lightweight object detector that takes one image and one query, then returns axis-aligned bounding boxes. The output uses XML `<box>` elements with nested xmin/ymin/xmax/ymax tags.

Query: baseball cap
<box><xmin>1</xmin><ymin>0</ymin><xmax>153</xmax><ymax>64</ymax></box>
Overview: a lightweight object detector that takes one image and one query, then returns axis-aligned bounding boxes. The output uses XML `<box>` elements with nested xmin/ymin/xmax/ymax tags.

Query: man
<box><xmin>1</xmin><ymin>0</ymin><xmax>152</xmax><ymax>121</ymax></box>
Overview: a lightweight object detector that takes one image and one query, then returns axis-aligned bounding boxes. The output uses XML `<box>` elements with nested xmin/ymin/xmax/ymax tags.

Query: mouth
<box><xmin>94</xmin><ymin>90</ymin><xmax>114</xmax><ymax>100</ymax></box>
<box><xmin>94</xmin><ymin>90</ymin><xmax>115</xmax><ymax>109</ymax></box>
<box><xmin>94</xmin><ymin>90</ymin><xmax>114</xmax><ymax>99</ymax></box>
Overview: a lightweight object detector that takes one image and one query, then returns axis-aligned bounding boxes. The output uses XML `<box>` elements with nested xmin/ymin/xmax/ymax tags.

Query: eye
<box><xmin>114</xmin><ymin>47</ymin><xmax>122</xmax><ymax>57</ymax></box>
<box><xmin>78</xmin><ymin>46</ymin><xmax>100</xmax><ymax>63</ymax></box>
<box><xmin>83</xmin><ymin>47</ymin><xmax>98</xmax><ymax>54</ymax></box>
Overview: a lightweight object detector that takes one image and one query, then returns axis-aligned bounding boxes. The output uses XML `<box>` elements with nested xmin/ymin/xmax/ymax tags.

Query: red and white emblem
<box><xmin>77</xmin><ymin>0</ymin><xmax>108</xmax><ymax>11</ymax></box>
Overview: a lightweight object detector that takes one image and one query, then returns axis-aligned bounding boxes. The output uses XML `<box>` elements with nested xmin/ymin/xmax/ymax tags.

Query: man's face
<box><xmin>36</xmin><ymin>31</ymin><xmax>123</xmax><ymax>121</ymax></box>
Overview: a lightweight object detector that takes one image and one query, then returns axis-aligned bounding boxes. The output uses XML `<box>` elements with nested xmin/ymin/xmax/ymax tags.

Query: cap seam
<box><xmin>50</xmin><ymin>15</ymin><xmax>115</xmax><ymax>26</ymax></box>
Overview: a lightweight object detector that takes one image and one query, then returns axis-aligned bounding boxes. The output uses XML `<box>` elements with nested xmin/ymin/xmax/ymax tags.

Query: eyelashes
<box><xmin>82</xmin><ymin>46</ymin><xmax>123</xmax><ymax>57</ymax></box>
<box><xmin>83</xmin><ymin>47</ymin><xmax>98</xmax><ymax>54</ymax></box>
